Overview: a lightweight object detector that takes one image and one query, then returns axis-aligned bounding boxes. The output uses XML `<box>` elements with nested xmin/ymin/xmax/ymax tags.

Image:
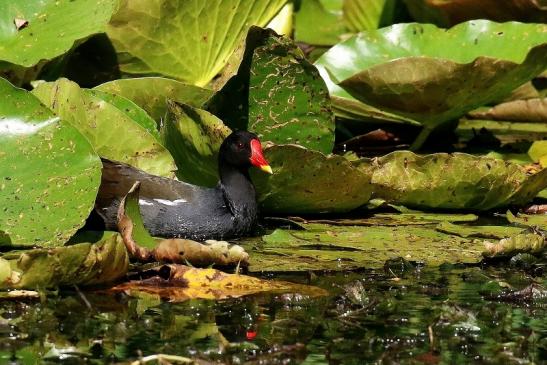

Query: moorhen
<box><xmin>94</xmin><ymin>131</ymin><xmax>272</xmax><ymax>241</ymax></box>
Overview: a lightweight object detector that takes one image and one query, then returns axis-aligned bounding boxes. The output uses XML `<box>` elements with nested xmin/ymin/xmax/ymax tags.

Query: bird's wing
<box><xmin>96</xmin><ymin>158</ymin><xmax>211</xmax><ymax>209</ymax></box>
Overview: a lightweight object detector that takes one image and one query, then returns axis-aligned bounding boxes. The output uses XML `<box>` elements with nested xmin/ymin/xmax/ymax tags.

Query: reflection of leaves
<box><xmin>0</xmin><ymin>78</ymin><xmax>101</xmax><ymax>247</ymax></box>
<box><xmin>0</xmin><ymin>232</ymin><xmax>128</xmax><ymax>289</ymax></box>
<box><xmin>358</xmin><ymin>151</ymin><xmax>547</xmax><ymax>210</ymax></box>
<box><xmin>106</xmin><ymin>0</ymin><xmax>286</xmax><ymax>86</ymax></box>
<box><xmin>109</xmin><ymin>264</ymin><xmax>327</xmax><ymax>302</ymax></box>
<box><xmin>117</xmin><ymin>182</ymin><xmax>249</xmax><ymax>266</ymax></box>
<box><xmin>32</xmin><ymin>78</ymin><xmax>177</xmax><ymax>177</ymax></box>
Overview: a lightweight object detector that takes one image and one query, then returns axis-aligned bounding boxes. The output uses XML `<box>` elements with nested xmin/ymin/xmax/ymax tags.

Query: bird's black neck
<box><xmin>219</xmin><ymin>162</ymin><xmax>257</xmax><ymax>221</ymax></box>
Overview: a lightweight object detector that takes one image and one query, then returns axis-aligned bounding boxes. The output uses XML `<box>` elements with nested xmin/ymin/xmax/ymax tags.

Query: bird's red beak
<box><xmin>249</xmin><ymin>139</ymin><xmax>272</xmax><ymax>174</ymax></box>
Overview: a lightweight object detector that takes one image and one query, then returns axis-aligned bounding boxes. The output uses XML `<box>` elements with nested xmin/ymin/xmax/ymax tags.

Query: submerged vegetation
<box><xmin>0</xmin><ymin>0</ymin><xmax>546</xmax><ymax>363</ymax></box>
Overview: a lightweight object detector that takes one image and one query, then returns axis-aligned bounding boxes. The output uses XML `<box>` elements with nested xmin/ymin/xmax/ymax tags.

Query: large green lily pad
<box><xmin>0</xmin><ymin>0</ymin><xmax>117</xmax><ymax>67</ymax></box>
<box><xmin>162</xmin><ymin>101</ymin><xmax>231</xmax><ymax>187</ymax></box>
<box><xmin>317</xmin><ymin>21</ymin><xmax>547</xmax><ymax>149</ymax></box>
<box><xmin>32</xmin><ymin>78</ymin><xmax>177</xmax><ymax>177</ymax></box>
<box><xmin>0</xmin><ymin>77</ymin><xmax>101</xmax><ymax>247</ymax></box>
<box><xmin>106</xmin><ymin>0</ymin><xmax>286</xmax><ymax>86</ymax></box>
<box><xmin>95</xmin><ymin>77</ymin><xmax>213</xmax><ymax>123</ymax></box>
<box><xmin>253</xmin><ymin>144</ymin><xmax>372</xmax><ymax>213</ymax></box>
<box><xmin>0</xmin><ymin>231</ymin><xmax>128</xmax><ymax>289</ymax></box>
<box><xmin>243</xmin><ymin>222</ymin><xmax>485</xmax><ymax>272</ymax></box>
<box><xmin>358</xmin><ymin>151</ymin><xmax>547</xmax><ymax>210</ymax></box>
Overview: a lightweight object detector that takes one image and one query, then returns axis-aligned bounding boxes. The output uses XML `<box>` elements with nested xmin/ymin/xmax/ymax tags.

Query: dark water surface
<box><xmin>1</xmin><ymin>262</ymin><xmax>546</xmax><ymax>364</ymax></box>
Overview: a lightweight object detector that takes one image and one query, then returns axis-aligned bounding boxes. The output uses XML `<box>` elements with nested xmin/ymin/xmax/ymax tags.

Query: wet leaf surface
<box><xmin>32</xmin><ymin>78</ymin><xmax>177</xmax><ymax>177</ymax></box>
<box><xmin>106</xmin><ymin>0</ymin><xmax>286</xmax><ymax>86</ymax></box>
<box><xmin>0</xmin><ymin>78</ymin><xmax>101</xmax><ymax>247</ymax></box>
<box><xmin>243</xmin><ymin>221</ymin><xmax>486</xmax><ymax>272</ymax></box>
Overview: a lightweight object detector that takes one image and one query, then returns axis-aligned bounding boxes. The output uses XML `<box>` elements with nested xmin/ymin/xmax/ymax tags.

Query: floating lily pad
<box><xmin>317</xmin><ymin>21</ymin><xmax>547</xmax><ymax>149</ymax></box>
<box><xmin>0</xmin><ymin>0</ymin><xmax>117</xmax><ymax>67</ymax></box>
<box><xmin>0</xmin><ymin>78</ymin><xmax>101</xmax><ymax>247</ymax></box>
<box><xmin>162</xmin><ymin>102</ymin><xmax>230</xmax><ymax>187</ymax></box>
<box><xmin>106</xmin><ymin>0</ymin><xmax>286</xmax><ymax>86</ymax></box>
<box><xmin>253</xmin><ymin>144</ymin><xmax>372</xmax><ymax>214</ymax></box>
<box><xmin>436</xmin><ymin>221</ymin><xmax>524</xmax><ymax>239</ymax></box>
<box><xmin>244</xmin><ymin>222</ymin><xmax>485</xmax><ymax>272</ymax></box>
<box><xmin>506</xmin><ymin>210</ymin><xmax>547</xmax><ymax>231</ymax></box>
<box><xmin>483</xmin><ymin>232</ymin><xmax>545</xmax><ymax>258</ymax></box>
<box><xmin>358</xmin><ymin>151</ymin><xmax>547</xmax><ymax>210</ymax></box>
<box><xmin>95</xmin><ymin>77</ymin><xmax>213</xmax><ymax>122</ymax></box>
<box><xmin>0</xmin><ymin>231</ymin><xmax>128</xmax><ymax>289</ymax></box>
<box><xmin>298</xmin><ymin>213</ymin><xmax>478</xmax><ymax>227</ymax></box>
<box><xmin>32</xmin><ymin>78</ymin><xmax>177</xmax><ymax>177</ymax></box>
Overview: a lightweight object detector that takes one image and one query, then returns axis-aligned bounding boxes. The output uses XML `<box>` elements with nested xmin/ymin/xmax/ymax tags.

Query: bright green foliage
<box><xmin>87</xmin><ymin>89</ymin><xmax>161</xmax><ymax>141</ymax></box>
<box><xmin>506</xmin><ymin>210</ymin><xmax>547</xmax><ymax>231</ymax></box>
<box><xmin>0</xmin><ymin>232</ymin><xmax>128</xmax><ymax>289</ymax></box>
<box><xmin>436</xmin><ymin>222</ymin><xmax>524</xmax><ymax>239</ymax></box>
<box><xmin>106</xmin><ymin>0</ymin><xmax>287</xmax><ymax>86</ymax></box>
<box><xmin>252</xmin><ymin>145</ymin><xmax>372</xmax><ymax>213</ymax></box>
<box><xmin>359</xmin><ymin>151</ymin><xmax>547</xmax><ymax>210</ymax></box>
<box><xmin>32</xmin><ymin>78</ymin><xmax>177</xmax><ymax>177</ymax></box>
<box><xmin>0</xmin><ymin>0</ymin><xmax>118</xmax><ymax>67</ymax></box>
<box><xmin>294</xmin><ymin>0</ymin><xmax>347</xmax><ymax>46</ymax></box>
<box><xmin>245</xmin><ymin>222</ymin><xmax>485</xmax><ymax>271</ymax></box>
<box><xmin>95</xmin><ymin>77</ymin><xmax>213</xmax><ymax>122</ymax></box>
<box><xmin>162</xmin><ymin>102</ymin><xmax>231</xmax><ymax>187</ymax></box>
<box><xmin>248</xmin><ymin>34</ymin><xmax>335</xmax><ymax>153</ymax></box>
<box><xmin>0</xmin><ymin>78</ymin><xmax>101</xmax><ymax>247</ymax></box>
<box><xmin>316</xmin><ymin>21</ymin><xmax>547</xmax><ymax>148</ymax></box>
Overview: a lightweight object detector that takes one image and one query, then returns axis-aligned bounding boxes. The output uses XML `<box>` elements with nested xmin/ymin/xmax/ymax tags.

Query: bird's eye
<box><xmin>237</xmin><ymin>142</ymin><xmax>244</xmax><ymax>149</ymax></box>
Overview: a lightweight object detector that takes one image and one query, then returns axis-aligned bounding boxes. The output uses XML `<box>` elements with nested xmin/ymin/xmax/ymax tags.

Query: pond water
<box><xmin>1</xmin><ymin>260</ymin><xmax>545</xmax><ymax>364</ymax></box>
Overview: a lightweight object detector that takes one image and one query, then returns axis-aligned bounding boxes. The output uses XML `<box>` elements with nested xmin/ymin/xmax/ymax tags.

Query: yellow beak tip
<box><xmin>260</xmin><ymin>165</ymin><xmax>273</xmax><ymax>174</ymax></box>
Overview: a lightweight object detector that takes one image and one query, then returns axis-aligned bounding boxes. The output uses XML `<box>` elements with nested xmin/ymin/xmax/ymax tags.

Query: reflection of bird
<box><xmin>94</xmin><ymin>131</ymin><xmax>272</xmax><ymax>240</ymax></box>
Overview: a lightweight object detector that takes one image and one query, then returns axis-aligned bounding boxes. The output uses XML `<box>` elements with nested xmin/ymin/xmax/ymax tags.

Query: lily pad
<box><xmin>106</xmin><ymin>0</ymin><xmax>286</xmax><ymax>86</ymax></box>
<box><xmin>298</xmin><ymin>213</ymin><xmax>478</xmax><ymax>227</ymax></box>
<box><xmin>358</xmin><ymin>151</ymin><xmax>547</xmax><ymax>210</ymax></box>
<box><xmin>244</xmin><ymin>222</ymin><xmax>486</xmax><ymax>272</ymax></box>
<box><xmin>436</xmin><ymin>221</ymin><xmax>524</xmax><ymax>239</ymax></box>
<box><xmin>483</xmin><ymin>232</ymin><xmax>545</xmax><ymax>258</ymax></box>
<box><xmin>32</xmin><ymin>78</ymin><xmax>177</xmax><ymax>177</ymax></box>
<box><xmin>317</xmin><ymin>21</ymin><xmax>547</xmax><ymax>149</ymax></box>
<box><xmin>95</xmin><ymin>77</ymin><xmax>213</xmax><ymax>122</ymax></box>
<box><xmin>294</xmin><ymin>0</ymin><xmax>347</xmax><ymax>46</ymax></box>
<box><xmin>253</xmin><ymin>144</ymin><xmax>372</xmax><ymax>214</ymax></box>
<box><xmin>506</xmin><ymin>210</ymin><xmax>547</xmax><ymax>231</ymax></box>
<box><xmin>343</xmin><ymin>0</ymin><xmax>398</xmax><ymax>32</ymax></box>
<box><xmin>0</xmin><ymin>0</ymin><xmax>117</xmax><ymax>67</ymax></box>
<box><xmin>0</xmin><ymin>77</ymin><xmax>101</xmax><ymax>247</ymax></box>
<box><xmin>162</xmin><ymin>102</ymin><xmax>231</xmax><ymax>187</ymax></box>
<box><xmin>0</xmin><ymin>231</ymin><xmax>128</xmax><ymax>289</ymax></box>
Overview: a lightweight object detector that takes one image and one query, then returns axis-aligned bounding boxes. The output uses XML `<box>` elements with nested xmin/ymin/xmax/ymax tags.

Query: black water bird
<box><xmin>94</xmin><ymin>131</ymin><xmax>272</xmax><ymax>240</ymax></box>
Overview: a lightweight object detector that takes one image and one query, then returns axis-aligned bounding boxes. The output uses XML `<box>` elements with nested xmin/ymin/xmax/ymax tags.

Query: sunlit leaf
<box><xmin>0</xmin><ymin>77</ymin><xmax>101</xmax><ymax>247</ymax></box>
